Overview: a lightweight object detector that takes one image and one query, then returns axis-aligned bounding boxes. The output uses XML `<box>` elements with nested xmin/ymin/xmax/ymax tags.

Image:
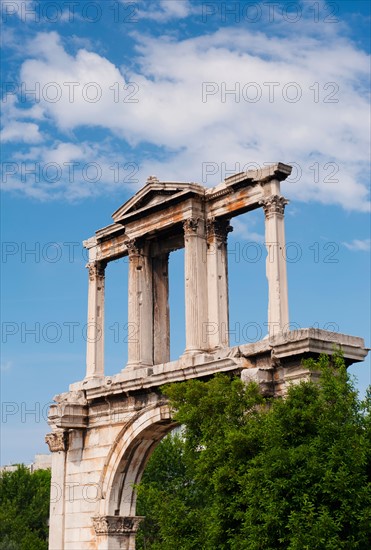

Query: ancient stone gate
<box><xmin>46</xmin><ymin>163</ymin><xmax>368</xmax><ymax>549</ymax></box>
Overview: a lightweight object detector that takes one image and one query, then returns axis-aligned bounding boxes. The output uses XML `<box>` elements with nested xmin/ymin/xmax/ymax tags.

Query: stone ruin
<box><xmin>46</xmin><ymin>163</ymin><xmax>368</xmax><ymax>549</ymax></box>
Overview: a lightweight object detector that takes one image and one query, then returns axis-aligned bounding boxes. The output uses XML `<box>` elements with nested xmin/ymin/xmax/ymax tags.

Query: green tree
<box><xmin>136</xmin><ymin>430</ymin><xmax>205</xmax><ymax>549</ymax></box>
<box><xmin>136</xmin><ymin>354</ymin><xmax>371</xmax><ymax>549</ymax></box>
<box><xmin>0</xmin><ymin>465</ymin><xmax>51</xmax><ymax>550</ymax></box>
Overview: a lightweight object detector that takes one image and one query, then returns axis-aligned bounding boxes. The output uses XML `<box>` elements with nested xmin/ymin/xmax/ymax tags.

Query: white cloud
<box><xmin>2</xmin><ymin>138</ymin><xmax>140</xmax><ymax>201</ymax></box>
<box><xmin>3</xmin><ymin>23</ymin><xmax>370</xmax><ymax>209</ymax></box>
<box><xmin>1</xmin><ymin>121</ymin><xmax>43</xmax><ymax>143</ymax></box>
<box><xmin>2</xmin><ymin>91</ymin><xmax>45</xmax><ymax>121</ymax></box>
<box><xmin>230</xmin><ymin>218</ymin><xmax>265</xmax><ymax>244</ymax></box>
<box><xmin>137</xmin><ymin>0</ymin><xmax>194</xmax><ymax>22</ymax></box>
<box><xmin>343</xmin><ymin>239</ymin><xmax>371</xmax><ymax>252</ymax></box>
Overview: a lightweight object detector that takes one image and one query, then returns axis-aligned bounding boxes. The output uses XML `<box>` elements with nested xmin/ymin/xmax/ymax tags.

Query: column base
<box><xmin>124</xmin><ymin>362</ymin><xmax>154</xmax><ymax>371</ymax></box>
<box><xmin>183</xmin><ymin>348</ymin><xmax>209</xmax><ymax>356</ymax></box>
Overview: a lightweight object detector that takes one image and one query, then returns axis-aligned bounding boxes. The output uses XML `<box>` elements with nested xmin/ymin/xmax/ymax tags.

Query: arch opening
<box><xmin>94</xmin><ymin>404</ymin><xmax>178</xmax><ymax>549</ymax></box>
<box><xmin>108</xmin><ymin>419</ymin><xmax>178</xmax><ymax>518</ymax></box>
<box><xmin>100</xmin><ymin>404</ymin><xmax>178</xmax><ymax>511</ymax></box>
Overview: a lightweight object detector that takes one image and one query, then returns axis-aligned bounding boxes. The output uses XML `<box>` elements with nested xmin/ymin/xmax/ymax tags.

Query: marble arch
<box><xmin>46</xmin><ymin>164</ymin><xmax>368</xmax><ymax>549</ymax></box>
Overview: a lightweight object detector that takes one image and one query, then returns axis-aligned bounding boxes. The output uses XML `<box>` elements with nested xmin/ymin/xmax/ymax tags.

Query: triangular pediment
<box><xmin>112</xmin><ymin>179</ymin><xmax>204</xmax><ymax>222</ymax></box>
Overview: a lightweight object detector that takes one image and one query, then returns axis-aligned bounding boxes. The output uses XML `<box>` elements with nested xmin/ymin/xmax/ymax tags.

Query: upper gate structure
<box><xmin>46</xmin><ymin>163</ymin><xmax>368</xmax><ymax>550</ymax></box>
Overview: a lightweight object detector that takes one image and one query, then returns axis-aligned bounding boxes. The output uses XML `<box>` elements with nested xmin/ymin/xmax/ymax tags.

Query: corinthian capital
<box><xmin>260</xmin><ymin>195</ymin><xmax>289</xmax><ymax>218</ymax></box>
<box><xmin>125</xmin><ymin>238</ymin><xmax>143</xmax><ymax>256</ymax></box>
<box><xmin>45</xmin><ymin>431</ymin><xmax>68</xmax><ymax>452</ymax></box>
<box><xmin>88</xmin><ymin>261</ymin><xmax>106</xmax><ymax>281</ymax></box>
<box><xmin>92</xmin><ymin>516</ymin><xmax>144</xmax><ymax>536</ymax></box>
<box><xmin>183</xmin><ymin>217</ymin><xmax>200</xmax><ymax>235</ymax></box>
<box><xmin>207</xmin><ymin>218</ymin><xmax>233</xmax><ymax>244</ymax></box>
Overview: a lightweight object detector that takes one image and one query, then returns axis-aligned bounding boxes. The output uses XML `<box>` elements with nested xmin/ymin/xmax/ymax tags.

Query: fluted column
<box><xmin>85</xmin><ymin>261</ymin><xmax>106</xmax><ymax>379</ymax></box>
<box><xmin>206</xmin><ymin>219</ymin><xmax>233</xmax><ymax>349</ymax></box>
<box><xmin>261</xmin><ymin>195</ymin><xmax>289</xmax><ymax>337</ymax></box>
<box><xmin>153</xmin><ymin>254</ymin><xmax>170</xmax><ymax>364</ymax></box>
<box><xmin>183</xmin><ymin>218</ymin><xmax>209</xmax><ymax>353</ymax></box>
<box><xmin>126</xmin><ymin>239</ymin><xmax>153</xmax><ymax>368</ymax></box>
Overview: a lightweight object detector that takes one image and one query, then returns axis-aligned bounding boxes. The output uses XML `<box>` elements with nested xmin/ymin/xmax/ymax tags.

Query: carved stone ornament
<box><xmin>54</xmin><ymin>390</ymin><xmax>87</xmax><ymax>406</ymax></box>
<box><xmin>183</xmin><ymin>217</ymin><xmax>199</xmax><ymax>235</ymax></box>
<box><xmin>88</xmin><ymin>261</ymin><xmax>106</xmax><ymax>281</ymax></box>
<box><xmin>146</xmin><ymin>175</ymin><xmax>159</xmax><ymax>184</ymax></box>
<box><xmin>259</xmin><ymin>195</ymin><xmax>289</xmax><ymax>218</ymax></box>
<box><xmin>207</xmin><ymin>218</ymin><xmax>233</xmax><ymax>243</ymax></box>
<box><xmin>45</xmin><ymin>431</ymin><xmax>68</xmax><ymax>452</ymax></box>
<box><xmin>125</xmin><ymin>238</ymin><xmax>143</xmax><ymax>256</ymax></box>
<box><xmin>92</xmin><ymin>516</ymin><xmax>144</xmax><ymax>536</ymax></box>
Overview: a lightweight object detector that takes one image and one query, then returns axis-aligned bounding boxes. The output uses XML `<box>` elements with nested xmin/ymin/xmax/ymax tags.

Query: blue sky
<box><xmin>1</xmin><ymin>0</ymin><xmax>370</xmax><ymax>465</ymax></box>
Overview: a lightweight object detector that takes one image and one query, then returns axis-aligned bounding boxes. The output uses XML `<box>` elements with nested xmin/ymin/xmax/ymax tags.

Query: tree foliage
<box><xmin>0</xmin><ymin>465</ymin><xmax>50</xmax><ymax>550</ymax></box>
<box><xmin>136</xmin><ymin>354</ymin><xmax>371</xmax><ymax>549</ymax></box>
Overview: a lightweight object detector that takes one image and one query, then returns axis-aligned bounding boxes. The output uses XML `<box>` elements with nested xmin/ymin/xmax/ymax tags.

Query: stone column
<box><xmin>45</xmin><ymin>431</ymin><xmax>68</xmax><ymax>550</ymax></box>
<box><xmin>183</xmin><ymin>218</ymin><xmax>209</xmax><ymax>353</ymax></box>
<box><xmin>261</xmin><ymin>195</ymin><xmax>289</xmax><ymax>337</ymax></box>
<box><xmin>153</xmin><ymin>254</ymin><xmax>170</xmax><ymax>364</ymax></box>
<box><xmin>126</xmin><ymin>240</ymin><xmax>153</xmax><ymax>368</ymax></box>
<box><xmin>206</xmin><ymin>219</ymin><xmax>233</xmax><ymax>349</ymax></box>
<box><xmin>86</xmin><ymin>261</ymin><xmax>106</xmax><ymax>379</ymax></box>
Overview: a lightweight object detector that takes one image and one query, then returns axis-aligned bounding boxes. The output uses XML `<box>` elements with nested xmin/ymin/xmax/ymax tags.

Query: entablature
<box><xmin>63</xmin><ymin>329</ymin><xmax>367</xmax><ymax>407</ymax></box>
<box><xmin>83</xmin><ymin>163</ymin><xmax>293</xmax><ymax>264</ymax></box>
